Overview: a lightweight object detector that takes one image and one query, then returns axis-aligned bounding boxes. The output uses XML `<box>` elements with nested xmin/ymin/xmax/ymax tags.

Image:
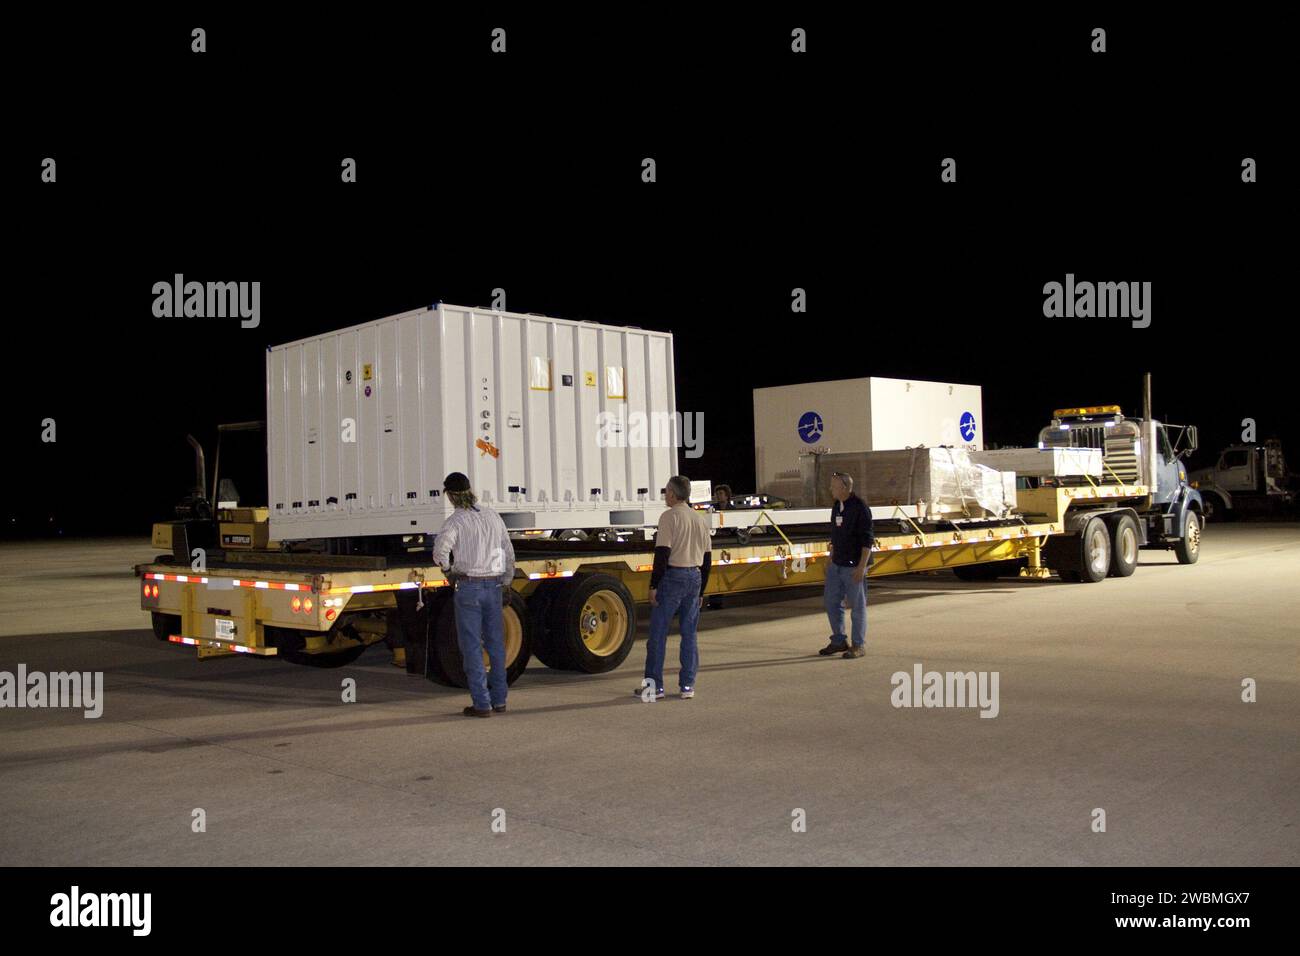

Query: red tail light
<box><xmin>291</xmin><ymin>597</ymin><xmax>302</xmax><ymax>612</ymax></box>
<box><xmin>303</xmin><ymin>598</ymin><xmax>313</xmax><ymax>613</ymax></box>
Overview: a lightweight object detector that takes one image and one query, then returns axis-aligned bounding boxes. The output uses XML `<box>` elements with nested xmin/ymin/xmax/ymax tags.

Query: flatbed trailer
<box><xmin>136</xmin><ymin>484</ymin><xmax>1163</xmax><ymax>689</ymax></box>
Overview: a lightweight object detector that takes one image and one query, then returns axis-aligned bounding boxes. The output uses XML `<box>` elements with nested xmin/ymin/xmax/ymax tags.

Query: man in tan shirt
<box><xmin>637</xmin><ymin>475</ymin><xmax>712</xmax><ymax>700</ymax></box>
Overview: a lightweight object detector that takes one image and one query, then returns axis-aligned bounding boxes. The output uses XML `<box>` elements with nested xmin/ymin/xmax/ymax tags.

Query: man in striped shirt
<box><xmin>432</xmin><ymin>472</ymin><xmax>517</xmax><ymax>717</ymax></box>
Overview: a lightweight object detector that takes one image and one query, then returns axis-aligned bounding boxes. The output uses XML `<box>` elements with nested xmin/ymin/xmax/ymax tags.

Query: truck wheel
<box><xmin>1107</xmin><ymin>515</ymin><xmax>1139</xmax><ymax>578</ymax></box>
<box><xmin>151</xmin><ymin>612</ymin><xmax>181</xmax><ymax>641</ymax></box>
<box><xmin>540</xmin><ymin>573</ymin><xmax>637</xmax><ymax>673</ymax></box>
<box><xmin>1174</xmin><ymin>512</ymin><xmax>1202</xmax><ymax>565</ymax></box>
<box><xmin>430</xmin><ymin>587</ymin><xmax>532</xmax><ymax>688</ymax></box>
<box><xmin>1077</xmin><ymin>519</ymin><xmax>1111</xmax><ymax>583</ymax></box>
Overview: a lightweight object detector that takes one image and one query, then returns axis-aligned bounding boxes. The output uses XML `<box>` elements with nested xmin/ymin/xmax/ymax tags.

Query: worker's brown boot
<box><xmin>841</xmin><ymin>645</ymin><xmax>866</xmax><ymax>659</ymax></box>
<box><xmin>462</xmin><ymin>705</ymin><xmax>492</xmax><ymax>718</ymax></box>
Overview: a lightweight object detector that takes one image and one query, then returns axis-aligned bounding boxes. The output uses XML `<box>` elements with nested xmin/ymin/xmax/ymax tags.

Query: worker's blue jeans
<box><xmin>453</xmin><ymin>580</ymin><xmax>507</xmax><ymax>711</ymax></box>
<box><xmin>645</xmin><ymin>566</ymin><xmax>701</xmax><ymax>692</ymax></box>
<box><xmin>824</xmin><ymin>563</ymin><xmax>867</xmax><ymax>648</ymax></box>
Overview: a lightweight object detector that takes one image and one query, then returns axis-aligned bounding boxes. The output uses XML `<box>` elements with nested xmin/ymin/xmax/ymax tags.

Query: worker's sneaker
<box><xmin>819</xmin><ymin>639</ymin><xmax>849</xmax><ymax>656</ymax></box>
<box><xmin>842</xmin><ymin>645</ymin><xmax>866</xmax><ymax>659</ymax></box>
<box><xmin>680</xmin><ymin>686</ymin><xmax>695</xmax><ymax>699</ymax></box>
<box><xmin>633</xmin><ymin>684</ymin><xmax>665</xmax><ymax>701</ymax></box>
<box><xmin>462</xmin><ymin>705</ymin><xmax>492</xmax><ymax>718</ymax></box>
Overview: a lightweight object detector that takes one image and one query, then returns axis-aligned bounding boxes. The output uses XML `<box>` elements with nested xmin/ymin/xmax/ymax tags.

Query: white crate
<box><xmin>970</xmin><ymin>446</ymin><xmax>1103</xmax><ymax>478</ymax></box>
<box><xmin>753</xmin><ymin>377</ymin><xmax>983</xmax><ymax>495</ymax></box>
<box><xmin>267</xmin><ymin>304</ymin><xmax>678</xmax><ymax>541</ymax></box>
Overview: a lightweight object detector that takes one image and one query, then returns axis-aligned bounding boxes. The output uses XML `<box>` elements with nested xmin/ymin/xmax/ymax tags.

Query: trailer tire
<box><xmin>400</xmin><ymin>590</ymin><xmax>456</xmax><ymax>684</ymax></box>
<box><xmin>1174</xmin><ymin>512</ymin><xmax>1202</xmax><ymax>565</ymax></box>
<box><xmin>429</xmin><ymin>587</ymin><xmax>532</xmax><ymax>688</ymax></box>
<box><xmin>268</xmin><ymin>627</ymin><xmax>369</xmax><ymax>668</ymax></box>
<box><xmin>151</xmin><ymin>612</ymin><xmax>181</xmax><ymax>642</ymax></box>
<box><xmin>526</xmin><ymin>582</ymin><xmax>575</xmax><ymax>669</ymax></box>
<box><xmin>1107</xmin><ymin>515</ymin><xmax>1139</xmax><ymax>578</ymax></box>
<box><xmin>539</xmin><ymin>573</ymin><xmax>637</xmax><ymax>674</ymax></box>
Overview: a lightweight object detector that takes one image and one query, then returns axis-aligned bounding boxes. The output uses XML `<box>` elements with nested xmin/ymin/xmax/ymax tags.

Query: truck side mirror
<box><xmin>1188</xmin><ymin>425</ymin><xmax>1198</xmax><ymax>453</ymax></box>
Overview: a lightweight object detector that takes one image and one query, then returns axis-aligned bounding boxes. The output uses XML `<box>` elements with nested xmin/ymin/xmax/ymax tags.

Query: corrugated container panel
<box><xmin>268</xmin><ymin>304</ymin><xmax>676</xmax><ymax>541</ymax></box>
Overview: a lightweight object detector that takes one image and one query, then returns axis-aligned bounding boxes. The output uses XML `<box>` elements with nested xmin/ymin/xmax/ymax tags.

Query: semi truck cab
<box><xmin>1038</xmin><ymin>404</ymin><xmax>1203</xmax><ymax>561</ymax></box>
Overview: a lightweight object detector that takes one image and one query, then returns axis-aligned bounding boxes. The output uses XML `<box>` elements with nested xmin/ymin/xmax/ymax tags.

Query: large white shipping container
<box><xmin>752</xmin><ymin>377</ymin><xmax>983</xmax><ymax>497</ymax></box>
<box><xmin>267</xmin><ymin>304</ymin><xmax>678</xmax><ymax>541</ymax></box>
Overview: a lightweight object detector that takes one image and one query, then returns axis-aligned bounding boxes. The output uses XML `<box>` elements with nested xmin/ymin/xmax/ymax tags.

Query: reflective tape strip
<box><xmin>527</xmin><ymin>570</ymin><xmax>575</xmax><ymax>580</ymax></box>
<box><xmin>151</xmin><ymin>571</ymin><xmax>457</xmax><ymax>594</ymax></box>
<box><xmin>324</xmin><ymin>580</ymin><xmax>449</xmax><ymax>595</ymax></box>
<box><xmin>717</xmin><ymin>554</ymin><xmax>806</xmax><ymax>567</ymax></box>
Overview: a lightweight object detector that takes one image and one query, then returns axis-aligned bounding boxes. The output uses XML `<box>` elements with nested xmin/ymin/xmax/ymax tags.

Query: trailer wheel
<box><xmin>1174</xmin><ymin>512</ymin><xmax>1202</xmax><ymax>565</ymax></box>
<box><xmin>428</xmin><ymin>587</ymin><xmax>532</xmax><ymax>688</ymax></box>
<box><xmin>526</xmin><ymin>582</ymin><xmax>573</xmax><ymax>669</ymax></box>
<box><xmin>268</xmin><ymin>627</ymin><xmax>369</xmax><ymax>668</ymax></box>
<box><xmin>1107</xmin><ymin>515</ymin><xmax>1139</xmax><ymax>578</ymax></box>
<box><xmin>151</xmin><ymin>612</ymin><xmax>181</xmax><ymax>642</ymax></box>
<box><xmin>398</xmin><ymin>590</ymin><xmax>455</xmax><ymax>684</ymax></box>
<box><xmin>539</xmin><ymin>573</ymin><xmax>636</xmax><ymax>673</ymax></box>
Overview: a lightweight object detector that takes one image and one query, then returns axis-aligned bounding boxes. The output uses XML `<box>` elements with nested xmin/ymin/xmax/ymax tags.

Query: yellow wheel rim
<box><xmin>484</xmin><ymin>605</ymin><xmax>524</xmax><ymax>672</ymax></box>
<box><xmin>578</xmin><ymin>590</ymin><xmax>628</xmax><ymax>657</ymax></box>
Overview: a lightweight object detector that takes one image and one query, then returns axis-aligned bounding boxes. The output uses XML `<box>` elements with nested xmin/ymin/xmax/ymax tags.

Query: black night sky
<box><xmin>5</xmin><ymin>11</ymin><xmax>1288</xmax><ymax>537</ymax></box>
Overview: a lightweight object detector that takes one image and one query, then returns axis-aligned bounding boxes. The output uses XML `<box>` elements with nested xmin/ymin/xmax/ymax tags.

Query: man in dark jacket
<box><xmin>820</xmin><ymin>471</ymin><xmax>874</xmax><ymax>659</ymax></box>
